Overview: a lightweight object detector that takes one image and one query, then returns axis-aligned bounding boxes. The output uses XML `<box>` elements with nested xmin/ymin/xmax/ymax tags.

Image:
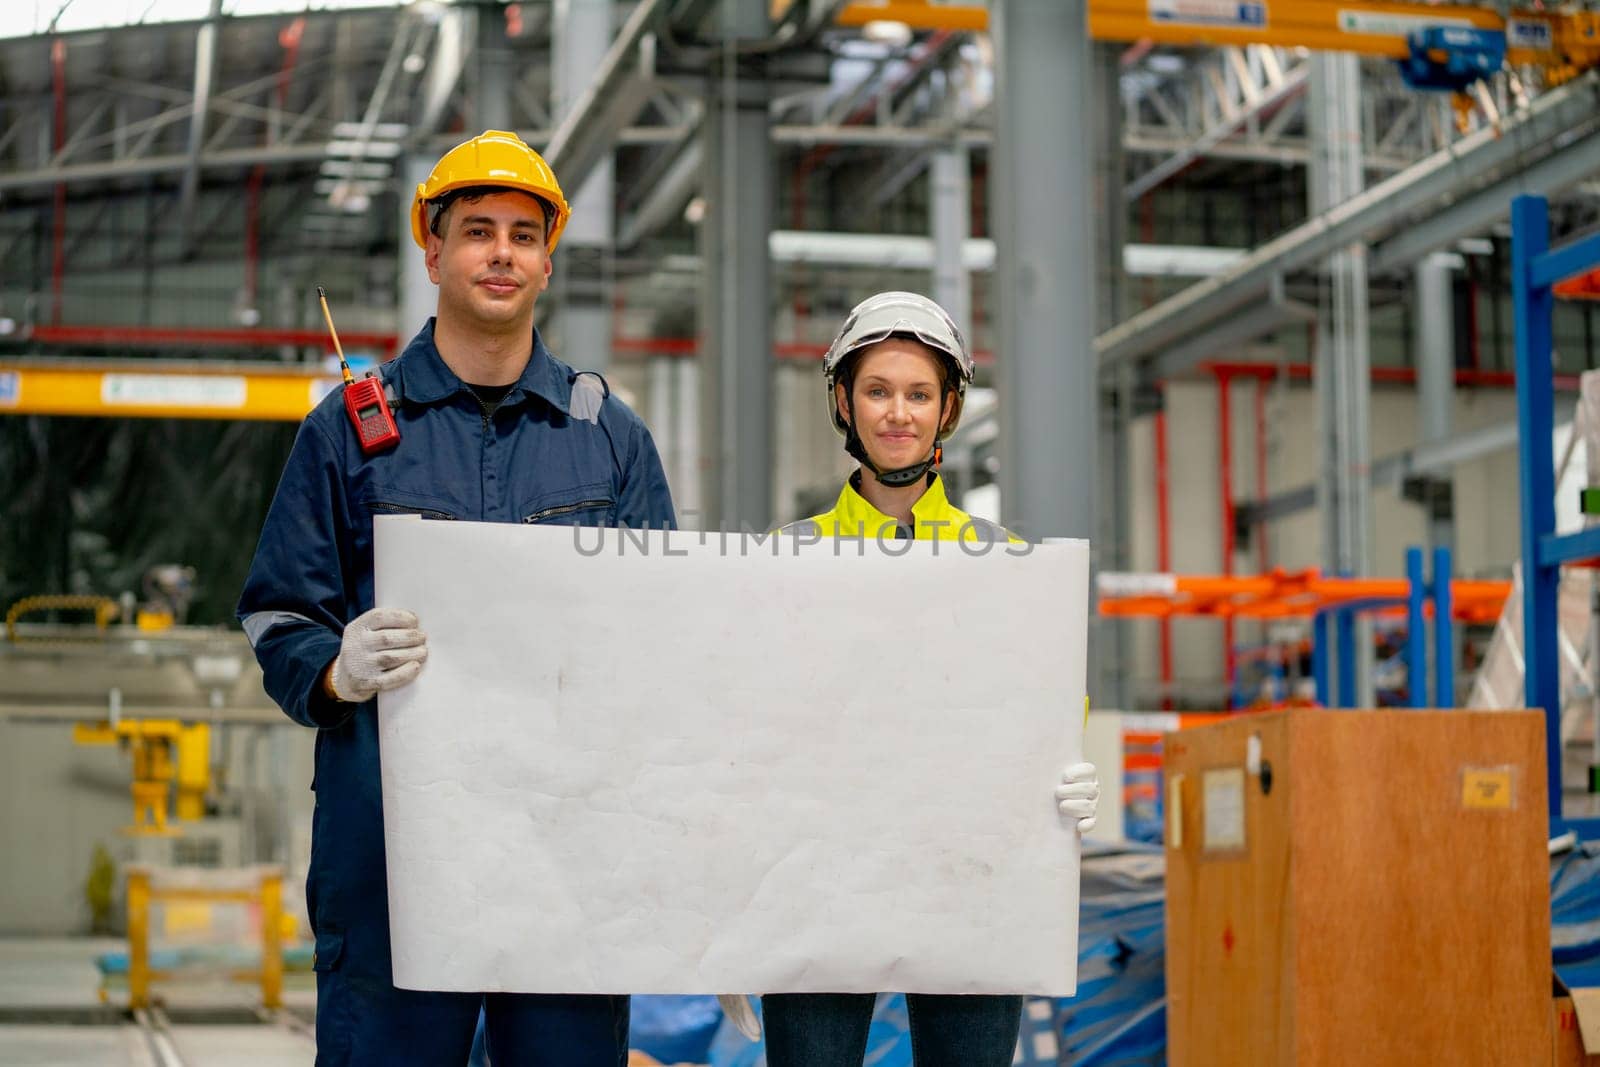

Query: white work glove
<box><xmin>717</xmin><ymin>994</ymin><xmax>761</xmax><ymax>1041</ymax></box>
<box><xmin>1056</xmin><ymin>761</ymin><xmax>1100</xmax><ymax>834</ymax></box>
<box><xmin>327</xmin><ymin>607</ymin><xmax>428</xmax><ymax>703</ymax></box>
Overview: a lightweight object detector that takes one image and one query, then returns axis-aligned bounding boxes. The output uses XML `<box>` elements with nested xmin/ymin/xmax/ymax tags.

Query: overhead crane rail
<box><xmin>839</xmin><ymin>1</ymin><xmax>1600</xmax><ymax>87</ymax></box>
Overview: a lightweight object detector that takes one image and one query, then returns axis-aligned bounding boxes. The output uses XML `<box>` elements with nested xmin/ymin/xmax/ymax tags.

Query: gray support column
<box><xmin>1093</xmin><ymin>43</ymin><xmax>1128</xmax><ymax>335</ymax></box>
<box><xmin>474</xmin><ymin>5</ymin><xmax>513</xmax><ymax>132</ymax></box>
<box><xmin>993</xmin><ymin>0</ymin><xmax>1101</xmax><ymax>699</ymax></box>
<box><xmin>1096</xmin><ymin>41</ymin><xmax>1131</xmax><ymax>710</ymax></box>
<box><xmin>993</xmin><ymin>0</ymin><xmax>1097</xmax><ymax>544</ymax></box>
<box><xmin>648</xmin><ymin>354</ymin><xmax>674</xmax><ymax>493</ymax></box>
<box><xmin>1310</xmin><ymin>54</ymin><xmax>1374</xmax><ymax>704</ymax></box>
<box><xmin>674</xmin><ymin>356</ymin><xmax>701</xmax><ymax>521</ymax></box>
<box><xmin>552</xmin><ymin>0</ymin><xmax>614</xmax><ymax>372</ymax></box>
<box><xmin>1415</xmin><ymin>252</ymin><xmax>1457</xmax><ymax>554</ymax></box>
<box><xmin>398</xmin><ymin>154</ymin><xmax>436</xmax><ymax>336</ymax></box>
<box><xmin>698</xmin><ymin>0</ymin><xmax>773</xmax><ymax>528</ymax></box>
<box><xmin>930</xmin><ymin>147</ymin><xmax>971</xmax><ymax>338</ymax></box>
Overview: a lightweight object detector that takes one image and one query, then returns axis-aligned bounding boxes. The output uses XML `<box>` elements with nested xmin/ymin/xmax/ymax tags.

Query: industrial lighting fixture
<box><xmin>683</xmin><ymin>197</ymin><xmax>707</xmax><ymax>225</ymax></box>
<box><xmin>327</xmin><ymin>139</ymin><xmax>403</xmax><ymax>158</ymax></box>
<box><xmin>331</xmin><ymin>121</ymin><xmax>409</xmax><ymax>140</ymax></box>
<box><xmin>861</xmin><ymin>19</ymin><xmax>912</xmax><ymax>48</ymax></box>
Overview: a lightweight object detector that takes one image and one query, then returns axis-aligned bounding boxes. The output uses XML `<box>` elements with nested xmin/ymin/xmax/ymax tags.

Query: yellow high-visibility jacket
<box><xmin>779</xmin><ymin>471</ymin><xmax>1021</xmax><ymax>544</ymax></box>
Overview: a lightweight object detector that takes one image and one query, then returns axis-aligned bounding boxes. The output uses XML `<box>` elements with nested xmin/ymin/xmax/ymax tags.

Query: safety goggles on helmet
<box><xmin>822</xmin><ymin>291</ymin><xmax>974</xmax><ymax>438</ymax></box>
<box><xmin>410</xmin><ymin>130</ymin><xmax>572</xmax><ymax>252</ymax></box>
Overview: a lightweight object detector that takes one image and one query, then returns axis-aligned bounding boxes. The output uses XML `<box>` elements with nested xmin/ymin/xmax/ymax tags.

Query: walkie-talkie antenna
<box><xmin>317</xmin><ymin>286</ymin><xmax>354</xmax><ymax>386</ymax></box>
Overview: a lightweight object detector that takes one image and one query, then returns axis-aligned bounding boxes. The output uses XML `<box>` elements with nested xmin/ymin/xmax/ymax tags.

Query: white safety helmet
<box><xmin>822</xmin><ymin>291</ymin><xmax>975</xmax><ymax>438</ymax></box>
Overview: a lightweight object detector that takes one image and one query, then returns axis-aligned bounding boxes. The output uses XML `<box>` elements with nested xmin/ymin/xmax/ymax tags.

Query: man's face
<box><xmin>425</xmin><ymin>189</ymin><xmax>553</xmax><ymax>329</ymax></box>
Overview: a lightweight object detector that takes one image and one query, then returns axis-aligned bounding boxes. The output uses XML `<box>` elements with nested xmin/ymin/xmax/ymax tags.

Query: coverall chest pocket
<box><xmin>521</xmin><ymin>482</ymin><xmax>616</xmax><ymax>527</ymax></box>
<box><xmin>360</xmin><ymin>487</ymin><xmax>460</xmax><ymax>522</ymax></box>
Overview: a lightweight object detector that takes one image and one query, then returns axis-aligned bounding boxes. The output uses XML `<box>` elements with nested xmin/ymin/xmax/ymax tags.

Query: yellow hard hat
<box><xmin>410</xmin><ymin>129</ymin><xmax>572</xmax><ymax>252</ymax></box>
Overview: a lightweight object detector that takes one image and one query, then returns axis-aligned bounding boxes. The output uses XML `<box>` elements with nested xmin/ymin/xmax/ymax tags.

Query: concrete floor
<box><xmin>0</xmin><ymin>938</ymin><xmax>317</xmax><ymax>1066</ymax></box>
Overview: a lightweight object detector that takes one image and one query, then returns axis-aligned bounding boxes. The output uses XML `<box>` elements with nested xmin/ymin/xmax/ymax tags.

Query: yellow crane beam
<box><xmin>832</xmin><ymin>2</ymin><xmax>1594</xmax><ymax>73</ymax></box>
<box><xmin>833</xmin><ymin>1</ymin><xmax>989</xmax><ymax>33</ymax></box>
<box><xmin>0</xmin><ymin>360</ymin><xmax>338</xmax><ymax>422</ymax></box>
<box><xmin>1090</xmin><ymin>0</ymin><xmax>1501</xmax><ymax>59</ymax></box>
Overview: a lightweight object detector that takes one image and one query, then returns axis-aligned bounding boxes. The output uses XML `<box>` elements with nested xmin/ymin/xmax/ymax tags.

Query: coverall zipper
<box><xmin>523</xmin><ymin>499</ymin><xmax>613</xmax><ymax>523</ymax></box>
<box><xmin>369</xmin><ymin>502</ymin><xmax>457</xmax><ymax>521</ymax></box>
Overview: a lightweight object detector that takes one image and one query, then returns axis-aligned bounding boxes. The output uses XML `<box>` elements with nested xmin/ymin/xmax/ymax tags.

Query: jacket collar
<box><xmin>832</xmin><ymin>471</ymin><xmax>959</xmax><ymax>532</ymax></box>
<box><xmin>391</xmin><ymin>318</ymin><xmax>572</xmax><ymax>414</ymax></box>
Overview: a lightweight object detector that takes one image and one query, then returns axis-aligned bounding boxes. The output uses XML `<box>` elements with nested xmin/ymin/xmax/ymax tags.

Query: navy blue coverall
<box><xmin>238</xmin><ymin>321</ymin><xmax>676</xmax><ymax>1066</ymax></box>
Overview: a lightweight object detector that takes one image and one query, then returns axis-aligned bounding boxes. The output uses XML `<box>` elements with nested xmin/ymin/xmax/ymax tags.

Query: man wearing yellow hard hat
<box><xmin>239</xmin><ymin>130</ymin><xmax>674</xmax><ymax>1065</ymax></box>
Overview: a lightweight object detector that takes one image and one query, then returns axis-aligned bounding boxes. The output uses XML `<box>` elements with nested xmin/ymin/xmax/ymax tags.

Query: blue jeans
<box><xmin>761</xmin><ymin>992</ymin><xmax>1022</xmax><ymax>1067</ymax></box>
<box><xmin>313</xmin><ymin>969</ymin><xmax>629</xmax><ymax>1067</ymax></box>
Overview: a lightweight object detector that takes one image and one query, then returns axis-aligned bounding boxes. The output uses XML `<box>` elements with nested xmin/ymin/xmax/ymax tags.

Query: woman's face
<box><xmin>835</xmin><ymin>338</ymin><xmax>956</xmax><ymax>474</ymax></box>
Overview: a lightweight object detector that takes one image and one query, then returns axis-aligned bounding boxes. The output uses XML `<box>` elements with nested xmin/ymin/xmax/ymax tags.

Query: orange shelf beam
<box><xmin>1098</xmin><ymin>569</ymin><xmax>1510</xmax><ymax>622</ymax></box>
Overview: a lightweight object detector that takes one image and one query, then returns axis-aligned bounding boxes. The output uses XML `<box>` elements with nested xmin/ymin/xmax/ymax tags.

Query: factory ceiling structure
<box><xmin>5</xmin><ymin>1</ymin><xmax>1580</xmax><ymax>335</ymax></box>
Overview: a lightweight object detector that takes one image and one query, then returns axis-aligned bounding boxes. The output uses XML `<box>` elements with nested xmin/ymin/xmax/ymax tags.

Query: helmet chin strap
<box><xmin>840</xmin><ymin>389</ymin><xmax>945</xmax><ymax>488</ymax></box>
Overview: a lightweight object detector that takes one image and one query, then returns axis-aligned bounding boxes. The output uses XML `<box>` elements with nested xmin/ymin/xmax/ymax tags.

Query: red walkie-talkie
<box><xmin>319</xmin><ymin>286</ymin><xmax>399</xmax><ymax>455</ymax></box>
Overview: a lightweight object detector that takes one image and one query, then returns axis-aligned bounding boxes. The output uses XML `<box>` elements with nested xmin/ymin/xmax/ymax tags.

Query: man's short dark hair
<box><xmin>426</xmin><ymin>185</ymin><xmax>557</xmax><ymax>242</ymax></box>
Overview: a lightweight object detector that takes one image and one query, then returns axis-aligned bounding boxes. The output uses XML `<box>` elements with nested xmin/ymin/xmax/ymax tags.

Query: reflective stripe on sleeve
<box><xmin>242</xmin><ymin>610</ymin><xmax>319</xmax><ymax>648</ymax></box>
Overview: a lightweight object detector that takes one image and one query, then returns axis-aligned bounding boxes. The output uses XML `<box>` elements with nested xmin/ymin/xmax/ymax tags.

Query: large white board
<box><xmin>374</xmin><ymin>517</ymin><xmax>1088</xmax><ymax>995</ymax></box>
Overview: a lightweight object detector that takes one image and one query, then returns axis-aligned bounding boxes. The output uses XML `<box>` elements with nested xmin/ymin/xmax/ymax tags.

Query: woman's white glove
<box><xmin>328</xmin><ymin>607</ymin><xmax>428</xmax><ymax>703</ymax></box>
<box><xmin>717</xmin><ymin>994</ymin><xmax>761</xmax><ymax>1040</ymax></box>
<box><xmin>1055</xmin><ymin>761</ymin><xmax>1100</xmax><ymax>834</ymax></box>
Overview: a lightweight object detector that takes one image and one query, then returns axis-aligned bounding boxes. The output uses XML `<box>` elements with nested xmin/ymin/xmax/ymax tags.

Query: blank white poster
<box><xmin>374</xmin><ymin>517</ymin><xmax>1088</xmax><ymax>996</ymax></box>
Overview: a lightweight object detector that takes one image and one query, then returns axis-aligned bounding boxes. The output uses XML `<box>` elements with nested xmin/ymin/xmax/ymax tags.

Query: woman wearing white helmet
<box><xmin>718</xmin><ymin>291</ymin><xmax>1100</xmax><ymax>1066</ymax></box>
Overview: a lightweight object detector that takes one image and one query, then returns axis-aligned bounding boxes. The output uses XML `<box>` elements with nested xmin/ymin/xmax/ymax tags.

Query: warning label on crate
<box><xmin>101</xmin><ymin>374</ymin><xmax>247</xmax><ymax>409</ymax></box>
<box><xmin>0</xmin><ymin>371</ymin><xmax>17</xmax><ymax>407</ymax></box>
<box><xmin>1507</xmin><ymin>17</ymin><xmax>1554</xmax><ymax>52</ymax></box>
<box><xmin>1149</xmin><ymin>0</ymin><xmax>1266</xmax><ymax>29</ymax></box>
<box><xmin>1202</xmin><ymin>767</ymin><xmax>1247</xmax><ymax>851</ymax></box>
<box><xmin>1337</xmin><ymin>10</ymin><xmax>1474</xmax><ymax>37</ymax></box>
<box><xmin>1461</xmin><ymin>766</ymin><xmax>1515</xmax><ymax>810</ymax></box>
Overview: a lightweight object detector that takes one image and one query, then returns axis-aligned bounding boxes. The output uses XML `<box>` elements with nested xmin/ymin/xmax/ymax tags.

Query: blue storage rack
<box><xmin>1512</xmin><ymin>193</ymin><xmax>1600</xmax><ymax>839</ymax></box>
<box><xmin>1309</xmin><ymin>546</ymin><xmax>1454</xmax><ymax>710</ymax></box>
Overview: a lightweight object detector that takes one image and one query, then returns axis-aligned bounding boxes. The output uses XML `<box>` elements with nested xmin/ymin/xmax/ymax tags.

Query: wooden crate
<box><xmin>1555</xmin><ymin>996</ymin><xmax>1600</xmax><ymax>1066</ymax></box>
<box><xmin>1163</xmin><ymin>709</ymin><xmax>1550</xmax><ymax>1066</ymax></box>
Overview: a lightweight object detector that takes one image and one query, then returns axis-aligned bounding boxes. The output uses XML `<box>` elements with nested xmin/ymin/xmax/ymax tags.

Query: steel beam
<box><xmin>770</xmin><ymin>123</ymin><xmax>991</xmax><ymax>147</ymax></box>
<box><xmin>176</xmin><ymin>0</ymin><xmax>223</xmax><ymax>258</ymax></box>
<box><xmin>1096</xmin><ymin>71</ymin><xmax>1600</xmax><ymax>373</ymax></box>
<box><xmin>0</xmin><ymin>143</ymin><xmax>335</xmax><ymax>191</ymax></box>
<box><xmin>412</xmin><ymin>6</ymin><xmax>468</xmax><ymax>143</ymax></box>
<box><xmin>1369</xmin><ymin>126</ymin><xmax>1600</xmax><ymax>277</ymax></box>
<box><xmin>1126</xmin><ymin>56</ymin><xmax>1310</xmax><ymax>200</ymax></box>
<box><xmin>542</xmin><ymin>0</ymin><xmax>667</xmax><ymax>198</ymax></box>
<box><xmin>1242</xmin><ymin>416</ymin><xmax>1538</xmax><ymax>526</ymax></box>
<box><xmin>1144</xmin><ymin>298</ymin><xmax>1307</xmax><ymax>383</ymax></box>
<box><xmin>616</xmin><ymin>135</ymin><xmax>702</xmax><ymax>249</ymax></box>
<box><xmin>1415</xmin><ymin>252</ymin><xmax>1457</xmax><ymax>558</ymax></box>
<box><xmin>1137</xmin><ymin>124</ymin><xmax>1600</xmax><ymax>380</ymax></box>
